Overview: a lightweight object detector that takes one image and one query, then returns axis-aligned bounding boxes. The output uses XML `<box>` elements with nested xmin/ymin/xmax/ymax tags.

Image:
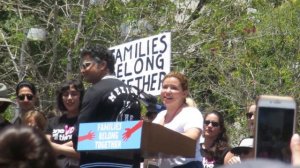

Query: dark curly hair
<box><xmin>0</xmin><ymin>126</ymin><xmax>58</xmax><ymax>168</ymax></box>
<box><xmin>80</xmin><ymin>44</ymin><xmax>115</xmax><ymax>74</ymax></box>
<box><xmin>56</xmin><ymin>79</ymin><xmax>85</xmax><ymax>112</ymax></box>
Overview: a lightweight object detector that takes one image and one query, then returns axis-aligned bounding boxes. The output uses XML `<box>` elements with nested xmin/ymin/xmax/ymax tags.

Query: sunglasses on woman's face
<box><xmin>246</xmin><ymin>112</ymin><xmax>254</xmax><ymax>119</ymax></box>
<box><xmin>204</xmin><ymin>120</ymin><xmax>220</xmax><ymax>127</ymax></box>
<box><xmin>18</xmin><ymin>94</ymin><xmax>34</xmax><ymax>101</ymax></box>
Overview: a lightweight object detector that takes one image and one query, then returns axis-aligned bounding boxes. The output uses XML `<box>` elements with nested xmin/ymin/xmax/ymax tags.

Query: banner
<box><xmin>110</xmin><ymin>32</ymin><xmax>171</xmax><ymax>95</ymax></box>
<box><xmin>77</xmin><ymin>120</ymin><xmax>143</xmax><ymax>151</ymax></box>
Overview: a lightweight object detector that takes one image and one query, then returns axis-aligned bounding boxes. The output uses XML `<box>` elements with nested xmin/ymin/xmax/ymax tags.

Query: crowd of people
<box><xmin>0</xmin><ymin>44</ymin><xmax>299</xmax><ymax>168</ymax></box>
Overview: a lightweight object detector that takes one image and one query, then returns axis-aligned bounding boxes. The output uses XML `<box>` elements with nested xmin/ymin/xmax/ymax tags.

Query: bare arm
<box><xmin>50</xmin><ymin>142</ymin><xmax>80</xmax><ymax>159</ymax></box>
<box><xmin>46</xmin><ymin>134</ymin><xmax>80</xmax><ymax>159</ymax></box>
<box><xmin>224</xmin><ymin>151</ymin><xmax>239</xmax><ymax>165</ymax></box>
<box><xmin>182</xmin><ymin>127</ymin><xmax>201</xmax><ymax>140</ymax></box>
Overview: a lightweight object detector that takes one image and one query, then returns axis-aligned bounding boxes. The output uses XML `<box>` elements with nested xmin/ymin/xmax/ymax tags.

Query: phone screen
<box><xmin>256</xmin><ymin>107</ymin><xmax>295</xmax><ymax>163</ymax></box>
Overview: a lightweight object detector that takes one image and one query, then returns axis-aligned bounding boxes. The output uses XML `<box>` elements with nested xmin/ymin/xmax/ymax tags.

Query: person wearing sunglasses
<box><xmin>200</xmin><ymin>111</ymin><xmax>233</xmax><ymax>168</ymax></box>
<box><xmin>246</xmin><ymin>104</ymin><xmax>256</xmax><ymax>137</ymax></box>
<box><xmin>225</xmin><ymin>104</ymin><xmax>256</xmax><ymax>165</ymax></box>
<box><xmin>221</xmin><ymin>134</ymin><xmax>300</xmax><ymax>168</ymax></box>
<box><xmin>152</xmin><ymin>72</ymin><xmax>203</xmax><ymax>168</ymax></box>
<box><xmin>73</xmin><ymin>44</ymin><xmax>141</xmax><ymax>168</ymax></box>
<box><xmin>14</xmin><ymin>80</ymin><xmax>38</xmax><ymax>124</ymax></box>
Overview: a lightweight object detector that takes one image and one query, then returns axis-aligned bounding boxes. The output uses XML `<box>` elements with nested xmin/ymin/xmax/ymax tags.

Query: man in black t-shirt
<box><xmin>74</xmin><ymin>45</ymin><xmax>141</xmax><ymax>168</ymax></box>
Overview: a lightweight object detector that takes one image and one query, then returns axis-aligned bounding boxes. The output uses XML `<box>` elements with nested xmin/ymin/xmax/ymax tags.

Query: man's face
<box><xmin>80</xmin><ymin>54</ymin><xmax>104</xmax><ymax>84</ymax></box>
<box><xmin>16</xmin><ymin>87</ymin><xmax>36</xmax><ymax>113</ymax></box>
<box><xmin>246</xmin><ymin>104</ymin><xmax>256</xmax><ymax>136</ymax></box>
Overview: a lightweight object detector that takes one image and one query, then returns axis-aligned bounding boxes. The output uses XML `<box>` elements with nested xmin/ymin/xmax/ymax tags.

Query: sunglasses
<box><xmin>80</xmin><ymin>62</ymin><xmax>93</xmax><ymax>69</ymax></box>
<box><xmin>18</xmin><ymin>94</ymin><xmax>34</xmax><ymax>101</ymax></box>
<box><xmin>204</xmin><ymin>120</ymin><xmax>220</xmax><ymax>127</ymax></box>
<box><xmin>246</xmin><ymin>112</ymin><xmax>254</xmax><ymax>119</ymax></box>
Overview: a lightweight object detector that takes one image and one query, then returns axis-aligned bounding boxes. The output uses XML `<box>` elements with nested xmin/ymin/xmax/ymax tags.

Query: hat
<box><xmin>0</xmin><ymin>83</ymin><xmax>12</xmax><ymax>103</ymax></box>
<box><xmin>231</xmin><ymin>138</ymin><xmax>253</xmax><ymax>154</ymax></box>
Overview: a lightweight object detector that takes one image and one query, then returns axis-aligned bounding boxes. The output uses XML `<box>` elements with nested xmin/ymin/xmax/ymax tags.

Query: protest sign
<box><xmin>110</xmin><ymin>32</ymin><xmax>171</xmax><ymax>95</ymax></box>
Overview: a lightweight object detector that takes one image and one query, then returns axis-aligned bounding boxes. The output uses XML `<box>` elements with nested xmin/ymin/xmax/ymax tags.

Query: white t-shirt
<box><xmin>152</xmin><ymin>106</ymin><xmax>203</xmax><ymax>168</ymax></box>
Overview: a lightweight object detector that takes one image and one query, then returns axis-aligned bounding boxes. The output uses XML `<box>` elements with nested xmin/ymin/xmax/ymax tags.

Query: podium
<box><xmin>77</xmin><ymin>120</ymin><xmax>196</xmax><ymax>160</ymax></box>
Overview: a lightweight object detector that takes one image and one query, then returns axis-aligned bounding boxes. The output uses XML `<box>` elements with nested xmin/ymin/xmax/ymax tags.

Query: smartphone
<box><xmin>254</xmin><ymin>95</ymin><xmax>297</xmax><ymax>163</ymax></box>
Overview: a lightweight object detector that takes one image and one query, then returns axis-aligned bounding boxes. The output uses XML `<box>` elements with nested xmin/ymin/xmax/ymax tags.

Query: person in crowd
<box><xmin>23</xmin><ymin>110</ymin><xmax>47</xmax><ymax>131</ymax></box>
<box><xmin>0</xmin><ymin>125</ymin><xmax>59</xmax><ymax>168</ymax></box>
<box><xmin>74</xmin><ymin>44</ymin><xmax>141</xmax><ymax>168</ymax></box>
<box><xmin>46</xmin><ymin>79</ymin><xmax>84</xmax><ymax>168</ymax></box>
<box><xmin>200</xmin><ymin>111</ymin><xmax>233</xmax><ymax>167</ymax></box>
<box><xmin>14</xmin><ymin>80</ymin><xmax>38</xmax><ymax>124</ymax></box>
<box><xmin>246</xmin><ymin>104</ymin><xmax>256</xmax><ymax>137</ymax></box>
<box><xmin>0</xmin><ymin>83</ymin><xmax>13</xmax><ymax>129</ymax></box>
<box><xmin>226</xmin><ymin>104</ymin><xmax>256</xmax><ymax>164</ymax></box>
<box><xmin>222</xmin><ymin>133</ymin><xmax>300</xmax><ymax>168</ymax></box>
<box><xmin>152</xmin><ymin>71</ymin><xmax>203</xmax><ymax>168</ymax></box>
<box><xmin>229</xmin><ymin>138</ymin><xmax>254</xmax><ymax>163</ymax></box>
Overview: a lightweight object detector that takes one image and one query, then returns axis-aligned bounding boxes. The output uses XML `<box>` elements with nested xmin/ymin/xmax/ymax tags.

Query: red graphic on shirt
<box><xmin>78</xmin><ymin>131</ymin><xmax>95</xmax><ymax>142</ymax></box>
<box><xmin>122</xmin><ymin>120</ymin><xmax>143</xmax><ymax>141</ymax></box>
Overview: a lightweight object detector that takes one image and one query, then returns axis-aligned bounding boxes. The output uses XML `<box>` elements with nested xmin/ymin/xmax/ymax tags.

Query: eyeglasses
<box><xmin>80</xmin><ymin>62</ymin><xmax>93</xmax><ymax>70</ymax></box>
<box><xmin>18</xmin><ymin>94</ymin><xmax>34</xmax><ymax>101</ymax></box>
<box><xmin>204</xmin><ymin>120</ymin><xmax>220</xmax><ymax>127</ymax></box>
<box><xmin>246</xmin><ymin>112</ymin><xmax>254</xmax><ymax>119</ymax></box>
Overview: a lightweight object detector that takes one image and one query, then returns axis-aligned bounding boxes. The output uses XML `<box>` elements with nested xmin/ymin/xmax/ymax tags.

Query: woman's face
<box><xmin>62</xmin><ymin>85</ymin><xmax>80</xmax><ymax>113</ymax></box>
<box><xmin>204</xmin><ymin>113</ymin><xmax>221</xmax><ymax>138</ymax></box>
<box><xmin>160</xmin><ymin>77</ymin><xmax>187</xmax><ymax>107</ymax></box>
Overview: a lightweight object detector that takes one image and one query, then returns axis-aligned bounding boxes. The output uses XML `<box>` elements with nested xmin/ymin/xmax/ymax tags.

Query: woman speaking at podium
<box><xmin>152</xmin><ymin>72</ymin><xmax>203</xmax><ymax>168</ymax></box>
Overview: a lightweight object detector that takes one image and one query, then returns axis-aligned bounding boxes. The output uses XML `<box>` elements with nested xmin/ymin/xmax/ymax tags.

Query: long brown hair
<box><xmin>203</xmin><ymin>110</ymin><xmax>230</xmax><ymax>164</ymax></box>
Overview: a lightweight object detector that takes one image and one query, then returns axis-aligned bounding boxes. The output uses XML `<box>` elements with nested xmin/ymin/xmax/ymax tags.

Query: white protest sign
<box><xmin>110</xmin><ymin>32</ymin><xmax>171</xmax><ymax>95</ymax></box>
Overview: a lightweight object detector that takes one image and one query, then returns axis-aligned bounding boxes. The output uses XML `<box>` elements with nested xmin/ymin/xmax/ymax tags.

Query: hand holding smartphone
<box><xmin>255</xmin><ymin>95</ymin><xmax>297</xmax><ymax>163</ymax></box>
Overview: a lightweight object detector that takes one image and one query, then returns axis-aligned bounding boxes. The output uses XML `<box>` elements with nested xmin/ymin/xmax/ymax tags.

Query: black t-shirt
<box><xmin>200</xmin><ymin>143</ymin><xmax>230</xmax><ymax>168</ymax></box>
<box><xmin>46</xmin><ymin>114</ymin><xmax>77</xmax><ymax>144</ymax></box>
<box><xmin>46</xmin><ymin>114</ymin><xmax>79</xmax><ymax>168</ymax></box>
<box><xmin>75</xmin><ymin>77</ymin><xmax>141</xmax><ymax>167</ymax></box>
